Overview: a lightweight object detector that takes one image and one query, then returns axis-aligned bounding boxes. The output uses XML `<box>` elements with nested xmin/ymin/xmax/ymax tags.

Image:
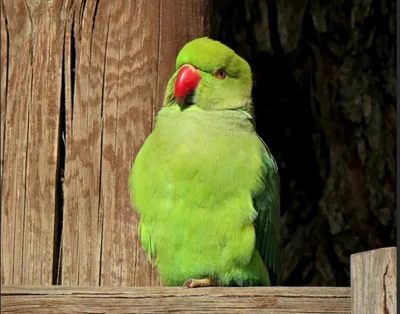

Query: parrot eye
<box><xmin>215</xmin><ymin>69</ymin><xmax>227</xmax><ymax>80</ymax></box>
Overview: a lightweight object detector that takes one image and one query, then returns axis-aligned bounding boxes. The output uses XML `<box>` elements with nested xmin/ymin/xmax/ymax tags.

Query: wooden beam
<box><xmin>351</xmin><ymin>246</ymin><xmax>396</xmax><ymax>314</ymax></box>
<box><xmin>1</xmin><ymin>0</ymin><xmax>65</xmax><ymax>285</ymax></box>
<box><xmin>1</xmin><ymin>286</ymin><xmax>351</xmax><ymax>313</ymax></box>
<box><xmin>61</xmin><ymin>0</ymin><xmax>128</xmax><ymax>287</ymax></box>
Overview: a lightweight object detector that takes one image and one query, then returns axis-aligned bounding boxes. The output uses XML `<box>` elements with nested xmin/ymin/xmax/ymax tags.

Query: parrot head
<box><xmin>164</xmin><ymin>37</ymin><xmax>253</xmax><ymax>111</ymax></box>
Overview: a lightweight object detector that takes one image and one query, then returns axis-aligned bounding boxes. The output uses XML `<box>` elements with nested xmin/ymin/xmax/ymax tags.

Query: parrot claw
<box><xmin>183</xmin><ymin>278</ymin><xmax>218</xmax><ymax>288</ymax></box>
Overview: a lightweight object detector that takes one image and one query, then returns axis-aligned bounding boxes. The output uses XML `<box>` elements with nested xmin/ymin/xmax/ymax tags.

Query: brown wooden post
<box><xmin>351</xmin><ymin>247</ymin><xmax>397</xmax><ymax>314</ymax></box>
<box><xmin>1</xmin><ymin>0</ymin><xmax>210</xmax><ymax>287</ymax></box>
<box><xmin>1</xmin><ymin>0</ymin><xmax>65</xmax><ymax>285</ymax></box>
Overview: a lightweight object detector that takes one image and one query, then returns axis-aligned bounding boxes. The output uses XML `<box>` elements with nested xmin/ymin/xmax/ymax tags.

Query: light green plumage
<box><xmin>129</xmin><ymin>37</ymin><xmax>280</xmax><ymax>286</ymax></box>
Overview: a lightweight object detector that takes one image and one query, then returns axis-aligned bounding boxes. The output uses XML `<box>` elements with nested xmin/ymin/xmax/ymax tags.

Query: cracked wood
<box><xmin>1</xmin><ymin>0</ymin><xmax>65</xmax><ymax>285</ymax></box>
<box><xmin>351</xmin><ymin>247</ymin><xmax>396</xmax><ymax>314</ymax></box>
<box><xmin>1</xmin><ymin>0</ymin><xmax>210</xmax><ymax>286</ymax></box>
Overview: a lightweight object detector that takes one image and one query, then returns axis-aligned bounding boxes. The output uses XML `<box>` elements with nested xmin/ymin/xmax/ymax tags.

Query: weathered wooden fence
<box><xmin>1</xmin><ymin>248</ymin><xmax>397</xmax><ymax>313</ymax></box>
<box><xmin>1</xmin><ymin>0</ymin><xmax>209</xmax><ymax>287</ymax></box>
<box><xmin>0</xmin><ymin>1</ymin><xmax>397</xmax><ymax>313</ymax></box>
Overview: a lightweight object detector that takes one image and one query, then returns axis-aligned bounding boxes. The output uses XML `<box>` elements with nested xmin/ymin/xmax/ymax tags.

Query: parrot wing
<box><xmin>253</xmin><ymin>138</ymin><xmax>281</xmax><ymax>282</ymax></box>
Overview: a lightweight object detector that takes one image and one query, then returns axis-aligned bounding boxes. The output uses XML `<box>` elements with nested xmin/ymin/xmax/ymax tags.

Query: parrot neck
<box><xmin>155</xmin><ymin>106</ymin><xmax>256</xmax><ymax>135</ymax></box>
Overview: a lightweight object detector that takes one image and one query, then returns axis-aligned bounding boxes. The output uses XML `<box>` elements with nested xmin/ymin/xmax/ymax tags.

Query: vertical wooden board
<box><xmin>21</xmin><ymin>0</ymin><xmax>65</xmax><ymax>285</ymax></box>
<box><xmin>99</xmin><ymin>0</ymin><xmax>159</xmax><ymax>287</ymax></box>
<box><xmin>1</xmin><ymin>1</ymin><xmax>37</xmax><ymax>285</ymax></box>
<box><xmin>0</xmin><ymin>2</ymin><xmax>8</xmax><ymax>174</ymax></box>
<box><xmin>154</xmin><ymin>0</ymin><xmax>210</xmax><ymax>114</ymax></box>
<box><xmin>351</xmin><ymin>247</ymin><xmax>397</xmax><ymax>314</ymax></box>
<box><xmin>1</xmin><ymin>0</ymin><xmax>65</xmax><ymax>285</ymax></box>
<box><xmin>61</xmin><ymin>0</ymin><xmax>110</xmax><ymax>286</ymax></box>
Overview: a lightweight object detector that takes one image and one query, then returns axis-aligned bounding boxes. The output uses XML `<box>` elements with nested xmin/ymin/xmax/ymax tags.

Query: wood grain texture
<box><xmin>61</xmin><ymin>0</ymin><xmax>114</xmax><ymax>287</ymax></box>
<box><xmin>351</xmin><ymin>247</ymin><xmax>396</xmax><ymax>314</ymax></box>
<box><xmin>1</xmin><ymin>0</ymin><xmax>65</xmax><ymax>285</ymax></box>
<box><xmin>1</xmin><ymin>0</ymin><xmax>210</xmax><ymax>287</ymax></box>
<box><xmin>98</xmin><ymin>0</ymin><xmax>160</xmax><ymax>287</ymax></box>
<box><xmin>0</xmin><ymin>1</ymin><xmax>8</xmax><ymax>176</ymax></box>
<box><xmin>60</xmin><ymin>0</ymin><xmax>159</xmax><ymax>286</ymax></box>
<box><xmin>1</xmin><ymin>0</ymin><xmax>32</xmax><ymax>285</ymax></box>
<box><xmin>1</xmin><ymin>286</ymin><xmax>351</xmax><ymax>313</ymax></box>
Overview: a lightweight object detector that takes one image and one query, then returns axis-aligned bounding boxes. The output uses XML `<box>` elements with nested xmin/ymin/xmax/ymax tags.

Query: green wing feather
<box><xmin>253</xmin><ymin>138</ymin><xmax>281</xmax><ymax>281</ymax></box>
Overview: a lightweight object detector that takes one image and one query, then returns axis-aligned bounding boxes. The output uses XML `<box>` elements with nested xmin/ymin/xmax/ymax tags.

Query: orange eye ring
<box><xmin>215</xmin><ymin>69</ymin><xmax>227</xmax><ymax>80</ymax></box>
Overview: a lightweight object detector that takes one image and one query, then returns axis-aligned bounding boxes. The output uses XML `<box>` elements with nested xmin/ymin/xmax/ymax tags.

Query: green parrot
<box><xmin>129</xmin><ymin>37</ymin><xmax>280</xmax><ymax>288</ymax></box>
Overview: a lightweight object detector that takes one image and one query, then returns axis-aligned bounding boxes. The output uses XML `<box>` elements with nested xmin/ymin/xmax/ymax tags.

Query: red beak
<box><xmin>174</xmin><ymin>64</ymin><xmax>201</xmax><ymax>105</ymax></box>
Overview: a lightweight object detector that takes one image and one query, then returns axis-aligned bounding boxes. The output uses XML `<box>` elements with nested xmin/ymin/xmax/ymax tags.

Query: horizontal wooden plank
<box><xmin>2</xmin><ymin>286</ymin><xmax>350</xmax><ymax>313</ymax></box>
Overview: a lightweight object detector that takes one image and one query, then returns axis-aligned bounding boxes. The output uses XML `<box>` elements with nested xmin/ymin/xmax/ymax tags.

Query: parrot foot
<box><xmin>183</xmin><ymin>278</ymin><xmax>218</xmax><ymax>288</ymax></box>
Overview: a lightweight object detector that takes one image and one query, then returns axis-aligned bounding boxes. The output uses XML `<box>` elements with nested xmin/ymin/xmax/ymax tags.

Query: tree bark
<box><xmin>211</xmin><ymin>0</ymin><xmax>396</xmax><ymax>286</ymax></box>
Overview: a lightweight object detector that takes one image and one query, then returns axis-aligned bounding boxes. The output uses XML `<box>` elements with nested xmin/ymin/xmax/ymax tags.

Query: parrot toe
<box><xmin>182</xmin><ymin>278</ymin><xmax>218</xmax><ymax>288</ymax></box>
